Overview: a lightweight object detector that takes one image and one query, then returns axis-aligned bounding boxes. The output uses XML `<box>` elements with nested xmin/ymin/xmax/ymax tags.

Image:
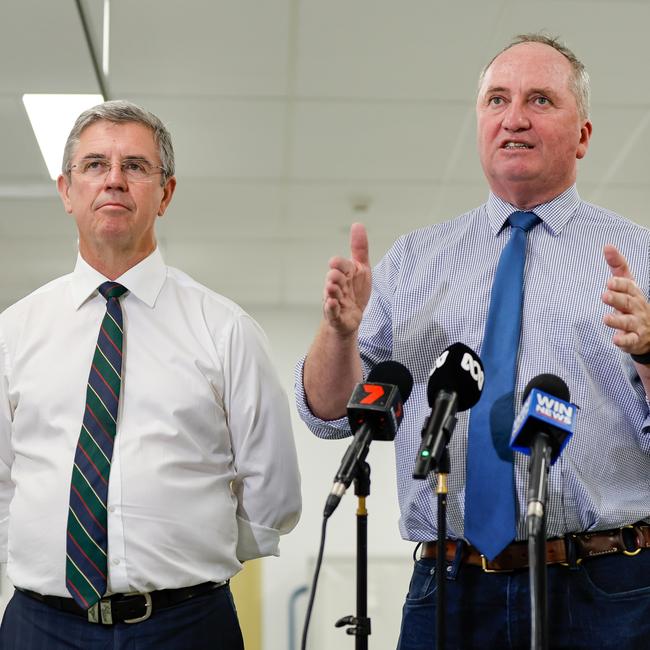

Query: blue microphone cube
<box><xmin>510</xmin><ymin>388</ymin><xmax>576</xmax><ymax>463</ymax></box>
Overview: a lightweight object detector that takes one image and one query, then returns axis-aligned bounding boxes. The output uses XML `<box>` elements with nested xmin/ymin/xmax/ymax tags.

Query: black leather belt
<box><xmin>16</xmin><ymin>580</ymin><xmax>227</xmax><ymax>624</ymax></box>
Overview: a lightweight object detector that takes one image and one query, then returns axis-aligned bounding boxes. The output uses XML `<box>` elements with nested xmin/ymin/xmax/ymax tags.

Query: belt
<box><xmin>421</xmin><ymin>522</ymin><xmax>650</xmax><ymax>573</ymax></box>
<box><xmin>16</xmin><ymin>580</ymin><xmax>228</xmax><ymax>624</ymax></box>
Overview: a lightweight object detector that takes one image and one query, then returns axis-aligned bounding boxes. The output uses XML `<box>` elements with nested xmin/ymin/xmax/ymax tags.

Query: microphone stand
<box><xmin>527</xmin><ymin>437</ymin><xmax>551</xmax><ymax>650</ymax></box>
<box><xmin>413</xmin><ymin>413</ymin><xmax>458</xmax><ymax>650</ymax></box>
<box><xmin>528</xmin><ymin>515</ymin><xmax>547</xmax><ymax>650</ymax></box>
<box><xmin>335</xmin><ymin>461</ymin><xmax>371</xmax><ymax>650</ymax></box>
<box><xmin>435</xmin><ymin>450</ymin><xmax>450</xmax><ymax>650</ymax></box>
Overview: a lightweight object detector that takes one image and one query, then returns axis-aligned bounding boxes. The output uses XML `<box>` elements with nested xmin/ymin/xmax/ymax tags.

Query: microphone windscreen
<box><xmin>427</xmin><ymin>343</ymin><xmax>484</xmax><ymax>411</ymax></box>
<box><xmin>523</xmin><ymin>374</ymin><xmax>570</xmax><ymax>402</ymax></box>
<box><xmin>368</xmin><ymin>360</ymin><xmax>414</xmax><ymax>402</ymax></box>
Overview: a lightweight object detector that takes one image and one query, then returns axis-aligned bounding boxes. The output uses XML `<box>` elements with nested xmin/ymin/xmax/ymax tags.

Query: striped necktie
<box><xmin>464</xmin><ymin>211</ymin><xmax>541</xmax><ymax>560</ymax></box>
<box><xmin>66</xmin><ymin>281</ymin><xmax>128</xmax><ymax>609</ymax></box>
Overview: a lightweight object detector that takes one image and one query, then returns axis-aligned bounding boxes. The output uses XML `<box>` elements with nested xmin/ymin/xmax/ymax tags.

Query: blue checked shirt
<box><xmin>295</xmin><ymin>185</ymin><xmax>650</xmax><ymax>542</ymax></box>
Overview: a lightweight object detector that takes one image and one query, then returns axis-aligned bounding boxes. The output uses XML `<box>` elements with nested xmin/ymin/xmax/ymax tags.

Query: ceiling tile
<box><xmin>290</xmin><ymin>100</ymin><xmax>470</xmax><ymax>180</ymax></box>
<box><xmin>0</xmin><ymin>0</ymin><xmax>98</xmax><ymax>94</ymax></box>
<box><xmin>110</xmin><ymin>0</ymin><xmax>291</xmax><ymax>97</ymax></box>
<box><xmin>296</xmin><ymin>0</ymin><xmax>501</xmax><ymax>100</ymax></box>
<box><xmin>285</xmin><ymin>182</ymin><xmax>441</xmax><ymax>238</ymax></box>
<box><xmin>1</xmin><ymin>0</ymin><xmax>650</xmax><ymax>312</ymax></box>
<box><xmin>127</xmin><ymin>96</ymin><xmax>288</xmax><ymax>179</ymax></box>
<box><xmin>159</xmin><ymin>180</ymin><xmax>286</xmax><ymax>240</ymax></box>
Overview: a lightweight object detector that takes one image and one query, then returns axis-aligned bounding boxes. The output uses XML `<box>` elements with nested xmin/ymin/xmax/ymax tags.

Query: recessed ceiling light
<box><xmin>22</xmin><ymin>93</ymin><xmax>104</xmax><ymax>181</ymax></box>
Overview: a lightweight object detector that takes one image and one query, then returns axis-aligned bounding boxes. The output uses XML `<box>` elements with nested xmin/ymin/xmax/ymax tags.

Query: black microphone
<box><xmin>510</xmin><ymin>374</ymin><xmax>576</xmax><ymax>537</ymax></box>
<box><xmin>323</xmin><ymin>360</ymin><xmax>414</xmax><ymax>518</ymax></box>
<box><xmin>413</xmin><ymin>343</ymin><xmax>484</xmax><ymax>479</ymax></box>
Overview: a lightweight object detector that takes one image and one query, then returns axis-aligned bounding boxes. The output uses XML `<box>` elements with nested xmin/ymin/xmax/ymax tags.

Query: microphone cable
<box><xmin>300</xmin><ymin>516</ymin><xmax>328</xmax><ymax>650</ymax></box>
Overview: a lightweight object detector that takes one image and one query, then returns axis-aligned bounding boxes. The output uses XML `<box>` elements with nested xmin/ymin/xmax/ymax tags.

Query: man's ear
<box><xmin>157</xmin><ymin>176</ymin><xmax>176</xmax><ymax>217</ymax></box>
<box><xmin>57</xmin><ymin>174</ymin><xmax>73</xmax><ymax>214</ymax></box>
<box><xmin>576</xmin><ymin>120</ymin><xmax>592</xmax><ymax>160</ymax></box>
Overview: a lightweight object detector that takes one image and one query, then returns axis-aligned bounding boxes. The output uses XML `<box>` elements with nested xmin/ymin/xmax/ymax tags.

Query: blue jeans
<box><xmin>0</xmin><ymin>584</ymin><xmax>244</xmax><ymax>650</ymax></box>
<box><xmin>397</xmin><ymin>549</ymin><xmax>650</xmax><ymax>650</ymax></box>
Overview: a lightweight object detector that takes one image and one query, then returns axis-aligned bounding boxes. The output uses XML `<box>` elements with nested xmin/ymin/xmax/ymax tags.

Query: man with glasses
<box><xmin>0</xmin><ymin>100</ymin><xmax>301</xmax><ymax>649</ymax></box>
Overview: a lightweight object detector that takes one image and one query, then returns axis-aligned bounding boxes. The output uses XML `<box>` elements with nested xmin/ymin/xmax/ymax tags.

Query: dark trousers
<box><xmin>0</xmin><ymin>585</ymin><xmax>244</xmax><ymax>650</ymax></box>
<box><xmin>397</xmin><ymin>548</ymin><xmax>650</xmax><ymax>650</ymax></box>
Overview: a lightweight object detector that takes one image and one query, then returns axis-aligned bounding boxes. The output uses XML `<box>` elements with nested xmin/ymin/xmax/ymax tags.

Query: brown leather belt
<box><xmin>421</xmin><ymin>522</ymin><xmax>650</xmax><ymax>573</ymax></box>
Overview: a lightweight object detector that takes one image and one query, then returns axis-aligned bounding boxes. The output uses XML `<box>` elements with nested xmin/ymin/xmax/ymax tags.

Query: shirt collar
<box><xmin>485</xmin><ymin>185</ymin><xmax>581</xmax><ymax>237</ymax></box>
<box><xmin>70</xmin><ymin>247</ymin><xmax>167</xmax><ymax>310</ymax></box>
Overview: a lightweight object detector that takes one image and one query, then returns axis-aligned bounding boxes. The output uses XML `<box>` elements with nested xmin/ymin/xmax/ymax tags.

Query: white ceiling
<box><xmin>2</xmin><ymin>0</ymin><xmax>650</xmax><ymax>310</ymax></box>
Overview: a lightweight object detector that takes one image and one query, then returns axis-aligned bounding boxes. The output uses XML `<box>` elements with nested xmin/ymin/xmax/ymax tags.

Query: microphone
<box><xmin>323</xmin><ymin>360</ymin><xmax>414</xmax><ymax>518</ymax></box>
<box><xmin>510</xmin><ymin>374</ymin><xmax>576</xmax><ymax>536</ymax></box>
<box><xmin>413</xmin><ymin>343</ymin><xmax>484</xmax><ymax>479</ymax></box>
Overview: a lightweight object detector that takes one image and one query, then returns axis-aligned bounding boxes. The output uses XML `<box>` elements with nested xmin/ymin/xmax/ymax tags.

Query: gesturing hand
<box><xmin>322</xmin><ymin>223</ymin><xmax>372</xmax><ymax>337</ymax></box>
<box><xmin>602</xmin><ymin>245</ymin><xmax>650</xmax><ymax>358</ymax></box>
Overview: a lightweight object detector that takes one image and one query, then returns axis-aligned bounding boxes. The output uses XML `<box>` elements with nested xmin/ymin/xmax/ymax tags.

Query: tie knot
<box><xmin>508</xmin><ymin>211</ymin><xmax>540</xmax><ymax>233</ymax></box>
<box><xmin>98</xmin><ymin>281</ymin><xmax>128</xmax><ymax>301</ymax></box>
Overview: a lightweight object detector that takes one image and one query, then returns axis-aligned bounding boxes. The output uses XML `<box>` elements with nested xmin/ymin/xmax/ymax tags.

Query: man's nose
<box><xmin>502</xmin><ymin>102</ymin><xmax>531</xmax><ymax>131</ymax></box>
<box><xmin>103</xmin><ymin>162</ymin><xmax>128</xmax><ymax>189</ymax></box>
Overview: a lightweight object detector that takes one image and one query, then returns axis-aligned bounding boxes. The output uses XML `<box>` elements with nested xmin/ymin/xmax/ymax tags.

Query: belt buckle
<box><xmin>480</xmin><ymin>554</ymin><xmax>513</xmax><ymax>573</ymax></box>
<box><xmin>621</xmin><ymin>524</ymin><xmax>642</xmax><ymax>557</ymax></box>
<box><xmin>123</xmin><ymin>592</ymin><xmax>153</xmax><ymax>624</ymax></box>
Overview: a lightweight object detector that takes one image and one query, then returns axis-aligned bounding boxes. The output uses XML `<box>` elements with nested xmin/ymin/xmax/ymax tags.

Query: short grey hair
<box><xmin>62</xmin><ymin>99</ymin><xmax>175</xmax><ymax>184</ymax></box>
<box><xmin>478</xmin><ymin>33</ymin><xmax>590</xmax><ymax>121</ymax></box>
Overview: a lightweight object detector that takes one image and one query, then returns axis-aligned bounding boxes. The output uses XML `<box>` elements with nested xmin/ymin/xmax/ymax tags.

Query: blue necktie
<box><xmin>464</xmin><ymin>211</ymin><xmax>541</xmax><ymax>560</ymax></box>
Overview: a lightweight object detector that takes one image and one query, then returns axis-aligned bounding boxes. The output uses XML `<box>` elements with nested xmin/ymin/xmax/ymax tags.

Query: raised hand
<box><xmin>322</xmin><ymin>223</ymin><xmax>372</xmax><ymax>337</ymax></box>
<box><xmin>602</xmin><ymin>244</ymin><xmax>650</xmax><ymax>357</ymax></box>
<box><xmin>303</xmin><ymin>223</ymin><xmax>372</xmax><ymax>419</ymax></box>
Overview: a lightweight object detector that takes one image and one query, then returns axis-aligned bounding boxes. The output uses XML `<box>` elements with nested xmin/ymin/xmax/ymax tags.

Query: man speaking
<box><xmin>296</xmin><ymin>34</ymin><xmax>650</xmax><ymax>649</ymax></box>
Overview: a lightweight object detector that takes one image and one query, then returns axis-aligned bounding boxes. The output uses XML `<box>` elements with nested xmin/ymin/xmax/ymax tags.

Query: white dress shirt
<box><xmin>0</xmin><ymin>248</ymin><xmax>301</xmax><ymax>596</ymax></box>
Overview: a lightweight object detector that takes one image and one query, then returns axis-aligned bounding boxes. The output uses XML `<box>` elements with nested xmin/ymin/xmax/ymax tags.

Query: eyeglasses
<box><xmin>68</xmin><ymin>158</ymin><xmax>167</xmax><ymax>183</ymax></box>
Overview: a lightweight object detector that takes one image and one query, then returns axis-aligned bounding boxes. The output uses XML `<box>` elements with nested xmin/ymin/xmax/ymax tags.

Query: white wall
<box><xmin>249</xmin><ymin>306</ymin><xmax>414</xmax><ymax>650</ymax></box>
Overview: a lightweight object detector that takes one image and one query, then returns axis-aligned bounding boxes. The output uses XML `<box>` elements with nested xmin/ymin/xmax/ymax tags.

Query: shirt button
<box><xmin>112</xmin><ymin>558</ymin><xmax>120</xmax><ymax>566</ymax></box>
<box><xmin>108</xmin><ymin>506</ymin><xmax>116</xmax><ymax>513</ymax></box>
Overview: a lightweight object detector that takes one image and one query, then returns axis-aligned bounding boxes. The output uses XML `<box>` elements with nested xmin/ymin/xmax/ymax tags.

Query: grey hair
<box><xmin>478</xmin><ymin>33</ymin><xmax>590</xmax><ymax>121</ymax></box>
<box><xmin>61</xmin><ymin>99</ymin><xmax>175</xmax><ymax>184</ymax></box>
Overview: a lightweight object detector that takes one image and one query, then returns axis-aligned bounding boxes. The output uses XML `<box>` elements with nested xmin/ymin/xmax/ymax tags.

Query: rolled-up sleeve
<box><xmin>223</xmin><ymin>314</ymin><xmax>301</xmax><ymax>562</ymax></box>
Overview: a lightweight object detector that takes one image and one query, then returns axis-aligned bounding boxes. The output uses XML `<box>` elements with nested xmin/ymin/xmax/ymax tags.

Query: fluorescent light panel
<box><xmin>22</xmin><ymin>93</ymin><xmax>104</xmax><ymax>180</ymax></box>
<box><xmin>102</xmin><ymin>0</ymin><xmax>110</xmax><ymax>76</ymax></box>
